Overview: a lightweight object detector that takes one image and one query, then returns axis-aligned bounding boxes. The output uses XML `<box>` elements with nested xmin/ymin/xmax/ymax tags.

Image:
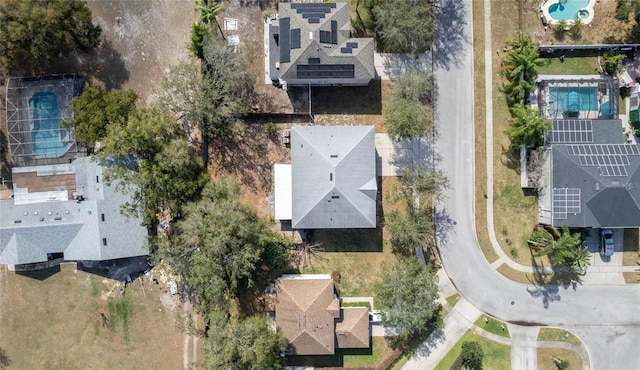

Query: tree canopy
<box><xmin>202</xmin><ymin>313</ymin><xmax>286</xmax><ymax>370</ymax></box>
<box><xmin>372</xmin><ymin>0</ymin><xmax>433</xmax><ymax>56</ymax></box>
<box><xmin>383</xmin><ymin>71</ymin><xmax>436</xmax><ymax>141</ymax></box>
<box><xmin>154</xmin><ymin>178</ymin><xmax>292</xmax><ymax>312</ymax></box>
<box><xmin>505</xmin><ymin>104</ymin><xmax>551</xmax><ymax>148</ymax></box>
<box><xmin>502</xmin><ymin>32</ymin><xmax>546</xmax><ymax>104</ymax></box>
<box><xmin>461</xmin><ymin>341</ymin><xmax>484</xmax><ymax>370</ymax></box>
<box><xmin>530</xmin><ymin>226</ymin><xmax>591</xmax><ymax>275</ymax></box>
<box><xmin>64</xmin><ymin>84</ymin><xmax>138</xmax><ymax>145</ymax></box>
<box><xmin>0</xmin><ymin>0</ymin><xmax>102</xmax><ymax>72</ymax></box>
<box><xmin>98</xmin><ymin>109</ymin><xmax>208</xmax><ymax>225</ymax></box>
<box><xmin>386</xmin><ymin>164</ymin><xmax>449</xmax><ymax>255</ymax></box>
<box><xmin>375</xmin><ymin>257</ymin><xmax>441</xmax><ymax>342</ymax></box>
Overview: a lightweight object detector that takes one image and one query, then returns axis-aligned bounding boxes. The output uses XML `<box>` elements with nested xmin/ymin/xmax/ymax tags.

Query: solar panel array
<box><xmin>552</xmin><ymin>188</ymin><xmax>581</xmax><ymax>220</ymax></box>
<box><xmin>319</xmin><ymin>30</ymin><xmax>336</xmax><ymax>44</ymax></box>
<box><xmin>291</xmin><ymin>28</ymin><xmax>301</xmax><ymax>49</ymax></box>
<box><xmin>566</xmin><ymin>144</ymin><xmax>640</xmax><ymax>177</ymax></box>
<box><xmin>551</xmin><ymin>120</ymin><xmax>593</xmax><ymax>143</ymax></box>
<box><xmin>280</xmin><ymin>17</ymin><xmax>291</xmax><ymax>63</ymax></box>
<box><xmin>340</xmin><ymin>47</ymin><xmax>352</xmax><ymax>54</ymax></box>
<box><xmin>346</xmin><ymin>42</ymin><xmax>358</xmax><ymax>48</ymax></box>
<box><xmin>297</xmin><ymin>64</ymin><xmax>355</xmax><ymax>79</ymax></box>
<box><xmin>291</xmin><ymin>2</ymin><xmax>336</xmax><ymax>25</ymax></box>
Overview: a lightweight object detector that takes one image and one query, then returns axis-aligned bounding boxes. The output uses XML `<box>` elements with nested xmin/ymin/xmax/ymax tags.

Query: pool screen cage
<box><xmin>5</xmin><ymin>75</ymin><xmax>84</xmax><ymax>167</ymax></box>
<box><xmin>537</xmin><ymin>76</ymin><xmax>620</xmax><ymax>120</ymax></box>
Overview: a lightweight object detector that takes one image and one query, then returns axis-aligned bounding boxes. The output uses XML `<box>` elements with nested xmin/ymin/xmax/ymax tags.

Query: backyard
<box><xmin>0</xmin><ymin>263</ymin><xmax>185</xmax><ymax>369</ymax></box>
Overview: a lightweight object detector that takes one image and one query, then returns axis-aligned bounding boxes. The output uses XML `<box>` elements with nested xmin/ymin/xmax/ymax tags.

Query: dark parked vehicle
<box><xmin>600</xmin><ymin>229</ymin><xmax>614</xmax><ymax>257</ymax></box>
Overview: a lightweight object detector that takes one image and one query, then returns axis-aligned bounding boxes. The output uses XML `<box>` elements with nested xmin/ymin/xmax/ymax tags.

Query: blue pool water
<box><xmin>29</xmin><ymin>91</ymin><xmax>68</xmax><ymax>157</ymax></box>
<box><xmin>548</xmin><ymin>87</ymin><xmax>598</xmax><ymax>115</ymax></box>
<box><xmin>548</xmin><ymin>0</ymin><xmax>590</xmax><ymax>21</ymax></box>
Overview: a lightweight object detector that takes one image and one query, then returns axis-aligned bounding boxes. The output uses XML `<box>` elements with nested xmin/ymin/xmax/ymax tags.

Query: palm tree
<box><xmin>533</xmin><ymin>226</ymin><xmax>591</xmax><ymax>274</ymax></box>
<box><xmin>554</xmin><ymin>20</ymin><xmax>567</xmax><ymax>39</ymax></box>
<box><xmin>503</xmin><ymin>32</ymin><xmax>546</xmax><ymax>104</ymax></box>
<box><xmin>505</xmin><ymin>104</ymin><xmax>551</xmax><ymax>148</ymax></box>
<box><xmin>569</xmin><ymin>18</ymin><xmax>582</xmax><ymax>39</ymax></box>
<box><xmin>600</xmin><ymin>52</ymin><xmax>626</xmax><ymax>75</ymax></box>
<box><xmin>195</xmin><ymin>0</ymin><xmax>225</xmax><ymax>39</ymax></box>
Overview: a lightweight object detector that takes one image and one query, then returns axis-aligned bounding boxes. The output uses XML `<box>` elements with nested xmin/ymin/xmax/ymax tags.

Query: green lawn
<box><xmin>341</xmin><ymin>301</ymin><xmax>371</xmax><ymax>309</ymax></box>
<box><xmin>537</xmin><ymin>328</ymin><xmax>582</xmax><ymax>346</ymax></box>
<box><xmin>474</xmin><ymin>315</ymin><xmax>510</xmax><ymax>338</ymax></box>
<box><xmin>445</xmin><ymin>293</ymin><xmax>461</xmax><ymax>308</ymax></box>
<box><xmin>538</xmin><ymin>57</ymin><xmax>600</xmax><ymax>75</ymax></box>
<box><xmin>434</xmin><ymin>331</ymin><xmax>511</xmax><ymax>370</ymax></box>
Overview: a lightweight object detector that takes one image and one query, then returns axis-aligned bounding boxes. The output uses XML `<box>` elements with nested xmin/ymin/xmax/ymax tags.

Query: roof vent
<box><xmin>13</xmin><ymin>220</ymin><xmax>22</xmax><ymax>224</ymax></box>
<box><xmin>330</xmin><ymin>154</ymin><xmax>338</xmax><ymax>158</ymax></box>
<box><xmin>54</xmin><ymin>217</ymin><xmax>62</xmax><ymax>221</ymax></box>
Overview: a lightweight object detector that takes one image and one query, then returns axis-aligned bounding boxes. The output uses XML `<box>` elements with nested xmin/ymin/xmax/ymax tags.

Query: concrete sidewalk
<box><xmin>402</xmin><ymin>297</ymin><xmax>481</xmax><ymax>369</ymax></box>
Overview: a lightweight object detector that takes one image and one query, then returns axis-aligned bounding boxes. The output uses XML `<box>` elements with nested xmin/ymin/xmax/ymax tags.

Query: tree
<box><xmin>372</xmin><ymin>0</ymin><xmax>433</xmax><ymax>56</ymax></box>
<box><xmin>0</xmin><ymin>0</ymin><xmax>102</xmax><ymax>72</ymax></box>
<box><xmin>600</xmin><ymin>52</ymin><xmax>626</xmax><ymax>75</ymax></box>
<box><xmin>461</xmin><ymin>341</ymin><xmax>484</xmax><ymax>370</ymax></box>
<box><xmin>554</xmin><ymin>20</ymin><xmax>567</xmax><ymax>39</ymax></box>
<box><xmin>569</xmin><ymin>18</ymin><xmax>582</xmax><ymax>39</ymax></box>
<box><xmin>503</xmin><ymin>32</ymin><xmax>546</xmax><ymax>104</ymax></box>
<box><xmin>64</xmin><ymin>84</ymin><xmax>138</xmax><ymax>145</ymax></box>
<box><xmin>202</xmin><ymin>313</ymin><xmax>286</xmax><ymax>370</ymax></box>
<box><xmin>505</xmin><ymin>104</ymin><xmax>551</xmax><ymax>148</ymax></box>
<box><xmin>98</xmin><ymin>109</ymin><xmax>206</xmax><ymax>225</ymax></box>
<box><xmin>375</xmin><ymin>257</ymin><xmax>441</xmax><ymax>342</ymax></box>
<box><xmin>155</xmin><ymin>178</ymin><xmax>292</xmax><ymax>312</ymax></box>
<box><xmin>387</xmin><ymin>164</ymin><xmax>448</xmax><ymax>256</ymax></box>
<box><xmin>160</xmin><ymin>40</ymin><xmax>254</xmax><ymax>162</ymax></box>
<box><xmin>383</xmin><ymin>71</ymin><xmax>435</xmax><ymax>140</ymax></box>
<box><xmin>616</xmin><ymin>0</ymin><xmax>633</xmax><ymax>20</ymax></box>
<box><xmin>195</xmin><ymin>0</ymin><xmax>225</xmax><ymax>39</ymax></box>
<box><xmin>189</xmin><ymin>22</ymin><xmax>210</xmax><ymax>60</ymax></box>
<box><xmin>532</xmin><ymin>226</ymin><xmax>591</xmax><ymax>275</ymax></box>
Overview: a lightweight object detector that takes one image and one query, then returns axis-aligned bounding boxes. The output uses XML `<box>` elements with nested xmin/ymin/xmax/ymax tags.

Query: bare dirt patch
<box><xmin>86</xmin><ymin>0</ymin><xmax>198</xmax><ymax>102</ymax></box>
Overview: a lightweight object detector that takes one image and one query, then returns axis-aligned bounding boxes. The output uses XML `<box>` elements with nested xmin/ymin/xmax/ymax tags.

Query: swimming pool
<box><xmin>548</xmin><ymin>87</ymin><xmax>598</xmax><ymax>116</ymax></box>
<box><xmin>29</xmin><ymin>91</ymin><xmax>69</xmax><ymax>157</ymax></box>
<box><xmin>542</xmin><ymin>0</ymin><xmax>595</xmax><ymax>24</ymax></box>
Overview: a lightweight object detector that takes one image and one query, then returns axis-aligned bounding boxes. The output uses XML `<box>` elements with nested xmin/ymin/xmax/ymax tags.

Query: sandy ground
<box><xmin>86</xmin><ymin>0</ymin><xmax>198</xmax><ymax>103</ymax></box>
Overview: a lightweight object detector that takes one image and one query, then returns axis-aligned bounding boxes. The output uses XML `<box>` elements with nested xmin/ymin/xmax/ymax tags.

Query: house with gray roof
<box><xmin>0</xmin><ymin>156</ymin><xmax>148</xmax><ymax>266</ymax></box>
<box><xmin>267</xmin><ymin>2</ymin><xmax>375</xmax><ymax>86</ymax></box>
<box><xmin>538</xmin><ymin>118</ymin><xmax>640</xmax><ymax>228</ymax></box>
<box><xmin>273</xmin><ymin>125</ymin><xmax>377</xmax><ymax>229</ymax></box>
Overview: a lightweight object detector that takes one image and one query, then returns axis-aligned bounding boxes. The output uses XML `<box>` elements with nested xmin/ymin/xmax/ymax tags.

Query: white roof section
<box><xmin>274</xmin><ymin>163</ymin><xmax>292</xmax><ymax>220</ymax></box>
<box><xmin>291</xmin><ymin>125</ymin><xmax>377</xmax><ymax>229</ymax></box>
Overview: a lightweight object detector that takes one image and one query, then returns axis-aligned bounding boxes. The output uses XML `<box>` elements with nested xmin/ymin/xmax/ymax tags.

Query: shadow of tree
<box><xmin>432</xmin><ymin>0</ymin><xmax>470</xmax><ymax>71</ymax></box>
<box><xmin>501</xmin><ymin>144</ymin><xmax>521</xmax><ymax>172</ymax></box>
<box><xmin>0</xmin><ymin>346</ymin><xmax>10</xmax><ymax>368</ymax></box>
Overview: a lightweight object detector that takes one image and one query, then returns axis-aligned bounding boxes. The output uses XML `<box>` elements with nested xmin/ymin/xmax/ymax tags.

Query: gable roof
<box><xmin>291</xmin><ymin>125</ymin><xmax>377</xmax><ymax>229</ymax></box>
<box><xmin>276</xmin><ymin>274</ymin><xmax>338</xmax><ymax>355</ymax></box>
<box><xmin>0</xmin><ymin>157</ymin><xmax>148</xmax><ymax>265</ymax></box>
<box><xmin>270</xmin><ymin>2</ymin><xmax>375</xmax><ymax>84</ymax></box>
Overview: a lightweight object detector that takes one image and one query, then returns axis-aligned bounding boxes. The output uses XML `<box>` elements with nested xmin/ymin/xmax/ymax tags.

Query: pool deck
<box><xmin>541</xmin><ymin>0</ymin><xmax>596</xmax><ymax>25</ymax></box>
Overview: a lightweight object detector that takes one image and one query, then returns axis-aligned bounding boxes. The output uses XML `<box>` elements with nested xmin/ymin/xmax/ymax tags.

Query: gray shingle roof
<box><xmin>0</xmin><ymin>157</ymin><xmax>147</xmax><ymax>265</ymax></box>
<box><xmin>549</xmin><ymin>122</ymin><xmax>640</xmax><ymax>227</ymax></box>
<box><xmin>291</xmin><ymin>125</ymin><xmax>376</xmax><ymax>229</ymax></box>
<box><xmin>271</xmin><ymin>2</ymin><xmax>375</xmax><ymax>85</ymax></box>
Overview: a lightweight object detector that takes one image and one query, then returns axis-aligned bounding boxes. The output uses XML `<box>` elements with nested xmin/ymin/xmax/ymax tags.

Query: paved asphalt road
<box><xmin>433</xmin><ymin>0</ymin><xmax>640</xmax><ymax>368</ymax></box>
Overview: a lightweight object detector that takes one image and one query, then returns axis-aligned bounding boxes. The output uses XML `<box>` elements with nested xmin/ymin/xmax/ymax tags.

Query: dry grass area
<box><xmin>488</xmin><ymin>0</ymin><xmax>551</xmax><ymax>269</ymax></box>
<box><xmin>623</xmin><ymin>228</ymin><xmax>640</xmax><ymax>266</ymax></box>
<box><xmin>0</xmin><ymin>264</ymin><xmax>184</xmax><ymax>369</ymax></box>
<box><xmin>497</xmin><ymin>263</ymin><xmax>559</xmax><ymax>285</ymax></box>
<box><xmin>623</xmin><ymin>271</ymin><xmax>640</xmax><ymax>283</ymax></box>
<box><xmin>537</xmin><ymin>347</ymin><xmax>582</xmax><ymax>370</ymax></box>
